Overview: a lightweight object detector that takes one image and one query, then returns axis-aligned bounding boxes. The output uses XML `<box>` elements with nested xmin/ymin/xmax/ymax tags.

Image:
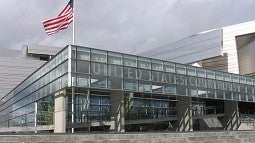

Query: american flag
<box><xmin>43</xmin><ymin>0</ymin><xmax>74</xmax><ymax>35</ymax></box>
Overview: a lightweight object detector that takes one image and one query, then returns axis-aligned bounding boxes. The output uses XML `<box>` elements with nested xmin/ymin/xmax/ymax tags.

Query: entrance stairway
<box><xmin>0</xmin><ymin>131</ymin><xmax>255</xmax><ymax>143</ymax></box>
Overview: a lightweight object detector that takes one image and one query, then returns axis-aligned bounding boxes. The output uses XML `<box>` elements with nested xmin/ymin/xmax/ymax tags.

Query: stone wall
<box><xmin>0</xmin><ymin>131</ymin><xmax>255</xmax><ymax>143</ymax></box>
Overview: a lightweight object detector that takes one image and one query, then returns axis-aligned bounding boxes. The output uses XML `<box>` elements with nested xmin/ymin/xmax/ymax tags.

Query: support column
<box><xmin>34</xmin><ymin>102</ymin><xmax>37</xmax><ymax>133</ymax></box>
<box><xmin>176</xmin><ymin>96</ymin><xmax>193</xmax><ymax>131</ymax></box>
<box><xmin>54</xmin><ymin>90</ymin><xmax>66</xmax><ymax>133</ymax></box>
<box><xmin>110</xmin><ymin>91</ymin><xmax>125</xmax><ymax>132</ymax></box>
<box><xmin>221</xmin><ymin>100</ymin><xmax>240</xmax><ymax>130</ymax></box>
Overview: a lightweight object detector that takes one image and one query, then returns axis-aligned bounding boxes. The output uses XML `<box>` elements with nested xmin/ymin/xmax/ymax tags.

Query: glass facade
<box><xmin>0</xmin><ymin>45</ymin><xmax>255</xmax><ymax>129</ymax></box>
<box><xmin>71</xmin><ymin>45</ymin><xmax>255</xmax><ymax>102</ymax></box>
<box><xmin>0</xmin><ymin>48</ymin><xmax>68</xmax><ymax>127</ymax></box>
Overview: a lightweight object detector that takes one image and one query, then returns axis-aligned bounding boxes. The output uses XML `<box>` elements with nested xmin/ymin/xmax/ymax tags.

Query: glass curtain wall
<box><xmin>66</xmin><ymin>88</ymin><xmax>111</xmax><ymax>125</ymax></box>
<box><xmin>0</xmin><ymin>47</ymin><xmax>69</xmax><ymax>127</ymax></box>
<box><xmin>70</xmin><ymin>45</ymin><xmax>255</xmax><ymax>103</ymax></box>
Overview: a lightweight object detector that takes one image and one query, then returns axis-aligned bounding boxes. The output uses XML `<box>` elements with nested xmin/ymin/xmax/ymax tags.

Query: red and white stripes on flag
<box><xmin>43</xmin><ymin>0</ymin><xmax>74</xmax><ymax>35</ymax></box>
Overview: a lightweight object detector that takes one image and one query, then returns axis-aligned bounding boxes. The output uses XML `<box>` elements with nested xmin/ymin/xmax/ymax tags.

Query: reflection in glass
<box><xmin>138</xmin><ymin>57</ymin><xmax>151</xmax><ymax>69</ymax></box>
<box><xmin>176</xmin><ymin>64</ymin><xmax>186</xmax><ymax>74</ymax></box>
<box><xmin>108</xmin><ymin>65</ymin><xmax>122</xmax><ymax>77</ymax></box>
<box><xmin>164</xmin><ymin>62</ymin><xmax>175</xmax><ymax>73</ymax></box>
<box><xmin>91</xmin><ymin>76</ymin><xmax>107</xmax><ymax>88</ymax></box>
<box><xmin>108</xmin><ymin>52</ymin><xmax>122</xmax><ymax>65</ymax></box>
<box><xmin>123</xmin><ymin>55</ymin><xmax>136</xmax><ymax>67</ymax></box>
<box><xmin>77</xmin><ymin>60</ymin><xmax>89</xmax><ymax>73</ymax></box>
<box><xmin>152</xmin><ymin>83</ymin><xmax>163</xmax><ymax>93</ymax></box>
<box><xmin>138</xmin><ymin>81</ymin><xmax>151</xmax><ymax>92</ymax></box>
<box><xmin>151</xmin><ymin>60</ymin><xmax>163</xmax><ymax>71</ymax></box>
<box><xmin>77</xmin><ymin>47</ymin><xmax>90</xmax><ymax>60</ymax></box>
<box><xmin>124</xmin><ymin>79</ymin><xmax>137</xmax><ymax>90</ymax></box>
<box><xmin>91</xmin><ymin>62</ymin><xmax>107</xmax><ymax>76</ymax></box>
<box><xmin>123</xmin><ymin>67</ymin><xmax>136</xmax><ymax>79</ymax></box>
<box><xmin>165</xmin><ymin>84</ymin><xmax>176</xmax><ymax>94</ymax></box>
<box><xmin>77</xmin><ymin>74</ymin><xmax>89</xmax><ymax>87</ymax></box>
<box><xmin>91</xmin><ymin>49</ymin><xmax>107</xmax><ymax>63</ymax></box>
<box><xmin>108</xmin><ymin>77</ymin><xmax>122</xmax><ymax>89</ymax></box>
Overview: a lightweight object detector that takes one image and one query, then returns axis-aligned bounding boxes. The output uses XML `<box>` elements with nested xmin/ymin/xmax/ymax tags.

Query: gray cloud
<box><xmin>1</xmin><ymin>0</ymin><xmax>255</xmax><ymax>54</ymax></box>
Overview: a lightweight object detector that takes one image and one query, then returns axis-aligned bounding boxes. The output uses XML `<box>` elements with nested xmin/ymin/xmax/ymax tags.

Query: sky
<box><xmin>1</xmin><ymin>0</ymin><xmax>255</xmax><ymax>54</ymax></box>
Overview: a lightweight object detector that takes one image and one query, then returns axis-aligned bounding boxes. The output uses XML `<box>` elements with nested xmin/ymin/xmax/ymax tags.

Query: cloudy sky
<box><xmin>1</xmin><ymin>0</ymin><xmax>255</xmax><ymax>54</ymax></box>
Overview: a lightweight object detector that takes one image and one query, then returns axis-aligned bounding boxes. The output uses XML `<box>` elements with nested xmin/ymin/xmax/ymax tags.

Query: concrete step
<box><xmin>0</xmin><ymin>131</ymin><xmax>255</xmax><ymax>143</ymax></box>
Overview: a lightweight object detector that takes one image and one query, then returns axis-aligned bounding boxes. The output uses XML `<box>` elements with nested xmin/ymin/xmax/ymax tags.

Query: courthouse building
<box><xmin>0</xmin><ymin>45</ymin><xmax>255</xmax><ymax>133</ymax></box>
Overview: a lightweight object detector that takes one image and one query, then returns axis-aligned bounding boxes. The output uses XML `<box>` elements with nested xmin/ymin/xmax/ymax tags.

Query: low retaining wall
<box><xmin>0</xmin><ymin>131</ymin><xmax>254</xmax><ymax>143</ymax></box>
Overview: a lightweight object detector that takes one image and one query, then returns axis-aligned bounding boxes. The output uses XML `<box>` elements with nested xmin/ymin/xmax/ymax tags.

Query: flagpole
<box><xmin>72</xmin><ymin>0</ymin><xmax>75</xmax><ymax>45</ymax></box>
<box><xmin>71</xmin><ymin>0</ymin><xmax>75</xmax><ymax>134</ymax></box>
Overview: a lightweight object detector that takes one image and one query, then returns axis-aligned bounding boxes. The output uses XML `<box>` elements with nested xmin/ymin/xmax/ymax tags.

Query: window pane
<box><xmin>151</xmin><ymin>60</ymin><xmax>163</xmax><ymax>71</ymax></box>
<box><xmin>187</xmin><ymin>87</ymin><xmax>197</xmax><ymax>96</ymax></box>
<box><xmin>223</xmin><ymin>73</ymin><xmax>231</xmax><ymax>81</ymax></box>
<box><xmin>77</xmin><ymin>74</ymin><xmax>89</xmax><ymax>87</ymax></box>
<box><xmin>215</xmin><ymin>72</ymin><xmax>223</xmax><ymax>80</ymax></box>
<box><xmin>164</xmin><ymin>62</ymin><xmax>175</xmax><ymax>73</ymax></box>
<box><xmin>137</xmin><ymin>69</ymin><xmax>150</xmax><ymax>81</ymax></box>
<box><xmin>123</xmin><ymin>67</ymin><xmax>136</xmax><ymax>79</ymax></box>
<box><xmin>124</xmin><ymin>79</ymin><xmax>137</xmax><ymax>90</ymax></box>
<box><xmin>187</xmin><ymin>66</ymin><xmax>196</xmax><ymax>76</ymax></box>
<box><xmin>91</xmin><ymin>76</ymin><xmax>106</xmax><ymax>88</ymax></box>
<box><xmin>90</xmin><ymin>96</ymin><xmax>100</xmax><ymax>104</ymax></box>
<box><xmin>176</xmin><ymin>64</ymin><xmax>186</xmax><ymax>74</ymax></box>
<box><xmin>207</xmin><ymin>70</ymin><xmax>215</xmax><ymax>79</ymax></box>
<box><xmin>108</xmin><ymin>52</ymin><xmax>122</xmax><ymax>65</ymax></box>
<box><xmin>208</xmin><ymin>90</ymin><xmax>215</xmax><ymax>99</ymax></box>
<box><xmin>239</xmin><ymin>76</ymin><xmax>246</xmax><ymax>84</ymax></box>
<box><xmin>123</xmin><ymin>55</ymin><xmax>136</xmax><ymax>67</ymax></box>
<box><xmin>248</xmin><ymin>94</ymin><xmax>253</xmax><ymax>102</ymax></box>
<box><xmin>216</xmin><ymin>90</ymin><xmax>224</xmax><ymax>99</ymax></box>
<box><xmin>91</xmin><ymin>49</ymin><xmax>107</xmax><ymax>63</ymax></box>
<box><xmin>165</xmin><ymin>84</ymin><xmax>176</xmax><ymax>94</ymax></box>
<box><xmin>108</xmin><ymin>65</ymin><xmax>122</xmax><ymax>77</ymax></box>
<box><xmin>138</xmin><ymin>81</ymin><xmax>151</xmax><ymax>92</ymax></box>
<box><xmin>187</xmin><ymin>76</ymin><xmax>196</xmax><ymax>86</ymax></box>
<box><xmin>197</xmin><ymin>69</ymin><xmax>206</xmax><ymax>77</ymax></box>
<box><xmin>232</xmin><ymin>75</ymin><xmax>239</xmax><ymax>82</ymax></box>
<box><xmin>77</xmin><ymin>47</ymin><xmax>90</xmax><ymax>60</ymax></box>
<box><xmin>225</xmin><ymin>91</ymin><xmax>232</xmax><ymax>99</ymax></box>
<box><xmin>77</xmin><ymin>60</ymin><xmax>90</xmax><ymax>73</ymax></box>
<box><xmin>233</xmin><ymin>93</ymin><xmax>239</xmax><ymax>100</ymax></box>
<box><xmin>240</xmin><ymin>94</ymin><xmax>247</xmax><ymax>101</ymax></box>
<box><xmin>176</xmin><ymin>85</ymin><xmax>186</xmax><ymax>95</ymax></box>
<box><xmin>198</xmin><ymin>88</ymin><xmax>206</xmax><ymax>97</ymax></box>
<box><xmin>108</xmin><ymin>77</ymin><xmax>122</xmax><ymax>89</ymax></box>
<box><xmin>152</xmin><ymin>83</ymin><xmax>163</xmax><ymax>93</ymax></box>
<box><xmin>138</xmin><ymin>57</ymin><xmax>150</xmax><ymax>69</ymax></box>
<box><xmin>91</xmin><ymin>62</ymin><xmax>107</xmax><ymax>76</ymax></box>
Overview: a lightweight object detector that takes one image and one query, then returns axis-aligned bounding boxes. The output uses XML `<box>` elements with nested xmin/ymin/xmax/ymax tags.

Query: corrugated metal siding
<box><xmin>139</xmin><ymin>29</ymin><xmax>222</xmax><ymax>64</ymax></box>
<box><xmin>0</xmin><ymin>45</ymin><xmax>62</xmax><ymax>99</ymax></box>
<box><xmin>0</xmin><ymin>57</ymin><xmax>45</xmax><ymax>98</ymax></box>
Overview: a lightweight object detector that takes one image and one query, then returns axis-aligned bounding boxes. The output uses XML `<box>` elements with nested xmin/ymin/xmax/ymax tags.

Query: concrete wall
<box><xmin>176</xmin><ymin>96</ymin><xmax>193</xmax><ymax>131</ymax></box>
<box><xmin>222</xmin><ymin>20</ymin><xmax>255</xmax><ymax>74</ymax></box>
<box><xmin>110</xmin><ymin>91</ymin><xmax>125</xmax><ymax>132</ymax></box>
<box><xmin>220</xmin><ymin>101</ymin><xmax>241</xmax><ymax>130</ymax></box>
<box><xmin>54</xmin><ymin>90</ymin><xmax>66</xmax><ymax>133</ymax></box>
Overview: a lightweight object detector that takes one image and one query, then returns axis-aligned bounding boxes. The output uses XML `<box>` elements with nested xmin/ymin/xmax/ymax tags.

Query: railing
<box><xmin>80</xmin><ymin>111</ymin><xmax>111</xmax><ymax>123</ymax></box>
<box><xmin>192</xmin><ymin>106</ymin><xmax>224</xmax><ymax>116</ymax></box>
<box><xmin>125</xmin><ymin>107</ymin><xmax>177</xmax><ymax>120</ymax></box>
<box><xmin>240</xmin><ymin>114</ymin><xmax>255</xmax><ymax>127</ymax></box>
